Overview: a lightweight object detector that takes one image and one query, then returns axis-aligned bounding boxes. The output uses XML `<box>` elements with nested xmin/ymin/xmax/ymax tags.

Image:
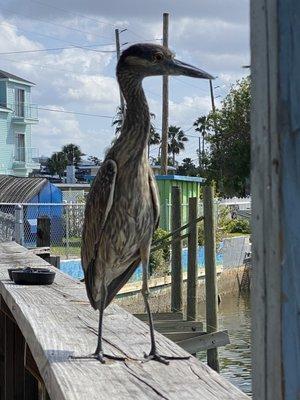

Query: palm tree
<box><xmin>47</xmin><ymin>152</ymin><xmax>68</xmax><ymax>179</ymax></box>
<box><xmin>168</xmin><ymin>125</ymin><xmax>188</xmax><ymax>166</ymax></box>
<box><xmin>62</xmin><ymin>144</ymin><xmax>84</xmax><ymax>166</ymax></box>
<box><xmin>194</xmin><ymin>116</ymin><xmax>208</xmax><ymax>167</ymax></box>
<box><xmin>112</xmin><ymin>106</ymin><xmax>124</xmax><ymax>136</ymax></box>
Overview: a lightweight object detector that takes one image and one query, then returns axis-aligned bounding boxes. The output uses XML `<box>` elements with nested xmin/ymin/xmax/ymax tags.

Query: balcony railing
<box><xmin>12</xmin><ymin>103</ymin><xmax>38</xmax><ymax>121</ymax></box>
<box><xmin>14</xmin><ymin>147</ymin><xmax>39</xmax><ymax>164</ymax></box>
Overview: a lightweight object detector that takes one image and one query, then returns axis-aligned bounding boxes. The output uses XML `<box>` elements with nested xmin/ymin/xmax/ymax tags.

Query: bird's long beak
<box><xmin>168</xmin><ymin>58</ymin><xmax>214</xmax><ymax>79</ymax></box>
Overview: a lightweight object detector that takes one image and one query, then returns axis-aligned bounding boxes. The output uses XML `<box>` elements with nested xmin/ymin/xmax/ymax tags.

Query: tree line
<box><xmin>46</xmin><ymin>76</ymin><xmax>250</xmax><ymax>196</ymax></box>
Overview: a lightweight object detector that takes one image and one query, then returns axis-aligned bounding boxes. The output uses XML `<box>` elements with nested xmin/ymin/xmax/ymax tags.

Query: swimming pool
<box><xmin>60</xmin><ymin>245</ymin><xmax>223</xmax><ymax>281</ymax></box>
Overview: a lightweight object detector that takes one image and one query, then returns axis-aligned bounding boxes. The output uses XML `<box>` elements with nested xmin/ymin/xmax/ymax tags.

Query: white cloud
<box><xmin>0</xmin><ymin>20</ymin><xmax>42</xmax><ymax>53</ymax></box>
<box><xmin>33</xmin><ymin>105</ymin><xmax>114</xmax><ymax>158</ymax></box>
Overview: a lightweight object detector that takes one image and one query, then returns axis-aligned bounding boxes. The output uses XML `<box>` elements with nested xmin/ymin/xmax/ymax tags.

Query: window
<box><xmin>16</xmin><ymin>133</ymin><xmax>25</xmax><ymax>161</ymax></box>
<box><xmin>15</xmin><ymin>89</ymin><xmax>25</xmax><ymax>117</ymax></box>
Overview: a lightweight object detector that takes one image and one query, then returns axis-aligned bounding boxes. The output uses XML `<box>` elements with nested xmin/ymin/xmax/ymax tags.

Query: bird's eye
<box><xmin>154</xmin><ymin>52</ymin><xmax>164</xmax><ymax>62</ymax></box>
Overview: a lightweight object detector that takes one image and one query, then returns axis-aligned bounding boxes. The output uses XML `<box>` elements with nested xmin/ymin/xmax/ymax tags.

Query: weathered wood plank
<box><xmin>251</xmin><ymin>0</ymin><xmax>300</xmax><ymax>399</ymax></box>
<box><xmin>152</xmin><ymin>320</ymin><xmax>203</xmax><ymax>333</ymax></box>
<box><xmin>203</xmin><ymin>186</ymin><xmax>219</xmax><ymax>372</ymax></box>
<box><xmin>187</xmin><ymin>197</ymin><xmax>198</xmax><ymax>321</ymax></box>
<box><xmin>0</xmin><ymin>306</ymin><xmax>5</xmax><ymax>399</ymax></box>
<box><xmin>5</xmin><ymin>315</ymin><xmax>14</xmax><ymax>400</ymax></box>
<box><xmin>134</xmin><ymin>312</ymin><xmax>183</xmax><ymax>322</ymax></box>
<box><xmin>176</xmin><ymin>331</ymin><xmax>230</xmax><ymax>359</ymax></box>
<box><xmin>14</xmin><ymin>323</ymin><xmax>25</xmax><ymax>399</ymax></box>
<box><xmin>164</xmin><ymin>331</ymin><xmax>205</xmax><ymax>342</ymax></box>
<box><xmin>171</xmin><ymin>186</ymin><xmax>183</xmax><ymax>312</ymax></box>
<box><xmin>0</xmin><ymin>242</ymin><xmax>249</xmax><ymax>400</ymax></box>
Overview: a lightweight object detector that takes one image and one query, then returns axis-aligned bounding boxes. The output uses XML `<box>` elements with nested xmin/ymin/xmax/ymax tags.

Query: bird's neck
<box><xmin>113</xmin><ymin>72</ymin><xmax>150</xmax><ymax>162</ymax></box>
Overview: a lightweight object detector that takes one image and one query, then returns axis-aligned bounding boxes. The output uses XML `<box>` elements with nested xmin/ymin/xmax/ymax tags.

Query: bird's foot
<box><xmin>143</xmin><ymin>350</ymin><xmax>190</xmax><ymax>365</ymax></box>
<box><xmin>94</xmin><ymin>351</ymin><xmax>126</xmax><ymax>364</ymax></box>
<box><xmin>70</xmin><ymin>351</ymin><xmax>126</xmax><ymax>364</ymax></box>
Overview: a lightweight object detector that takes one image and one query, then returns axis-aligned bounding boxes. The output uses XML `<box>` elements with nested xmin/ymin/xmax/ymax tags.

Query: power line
<box><xmin>37</xmin><ymin>106</ymin><xmax>113</xmax><ymax>119</ymax></box>
<box><xmin>0</xmin><ymin>56</ymin><xmax>111</xmax><ymax>77</ymax></box>
<box><xmin>29</xmin><ymin>0</ymin><xmax>122</xmax><ymax>29</ymax></box>
<box><xmin>0</xmin><ymin>20</ymin><xmax>114</xmax><ymax>49</ymax></box>
<box><xmin>0</xmin><ymin>4</ymin><xmax>113</xmax><ymax>40</ymax></box>
<box><xmin>0</xmin><ymin>46</ymin><xmax>116</xmax><ymax>56</ymax></box>
<box><xmin>27</xmin><ymin>0</ymin><xmax>162</xmax><ymax>44</ymax></box>
<box><xmin>172</xmin><ymin>76</ymin><xmax>210</xmax><ymax>94</ymax></box>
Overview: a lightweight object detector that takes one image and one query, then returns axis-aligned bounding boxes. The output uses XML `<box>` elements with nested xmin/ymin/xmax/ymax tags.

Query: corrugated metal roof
<box><xmin>0</xmin><ymin>175</ymin><xmax>47</xmax><ymax>202</ymax></box>
<box><xmin>0</xmin><ymin>70</ymin><xmax>35</xmax><ymax>85</ymax></box>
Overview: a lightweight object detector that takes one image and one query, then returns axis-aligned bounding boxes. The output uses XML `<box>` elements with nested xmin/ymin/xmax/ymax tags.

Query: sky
<box><xmin>0</xmin><ymin>0</ymin><xmax>250</xmax><ymax>163</ymax></box>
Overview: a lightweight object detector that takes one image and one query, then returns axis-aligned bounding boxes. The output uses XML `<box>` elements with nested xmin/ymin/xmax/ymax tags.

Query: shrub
<box><xmin>149</xmin><ymin>228</ymin><xmax>170</xmax><ymax>277</ymax></box>
<box><xmin>225</xmin><ymin>218</ymin><xmax>251</xmax><ymax>234</ymax></box>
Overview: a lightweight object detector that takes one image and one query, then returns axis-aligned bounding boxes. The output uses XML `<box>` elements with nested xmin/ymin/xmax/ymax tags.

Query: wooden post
<box><xmin>14</xmin><ymin>204</ymin><xmax>24</xmax><ymax>246</ymax></box>
<box><xmin>161</xmin><ymin>12</ymin><xmax>169</xmax><ymax>175</ymax></box>
<box><xmin>203</xmin><ymin>185</ymin><xmax>219</xmax><ymax>372</ymax></box>
<box><xmin>0</xmin><ymin>303</ymin><xmax>5</xmax><ymax>399</ymax></box>
<box><xmin>187</xmin><ymin>197</ymin><xmax>198</xmax><ymax>321</ymax></box>
<box><xmin>251</xmin><ymin>1</ymin><xmax>300</xmax><ymax>398</ymax></box>
<box><xmin>37</xmin><ymin>216</ymin><xmax>51</xmax><ymax>248</ymax></box>
<box><xmin>171</xmin><ymin>186</ymin><xmax>182</xmax><ymax>312</ymax></box>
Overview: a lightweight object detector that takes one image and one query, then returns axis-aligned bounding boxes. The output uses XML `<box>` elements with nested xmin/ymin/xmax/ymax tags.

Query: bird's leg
<box><xmin>93</xmin><ymin>283</ymin><xmax>126</xmax><ymax>364</ymax></box>
<box><xmin>141</xmin><ymin>246</ymin><xmax>190</xmax><ymax>365</ymax></box>
<box><xmin>71</xmin><ymin>284</ymin><xmax>125</xmax><ymax>363</ymax></box>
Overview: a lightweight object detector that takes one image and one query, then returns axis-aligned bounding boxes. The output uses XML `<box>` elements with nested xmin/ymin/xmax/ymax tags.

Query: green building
<box><xmin>155</xmin><ymin>175</ymin><xmax>204</xmax><ymax>231</ymax></box>
<box><xmin>0</xmin><ymin>70</ymin><xmax>39</xmax><ymax>177</ymax></box>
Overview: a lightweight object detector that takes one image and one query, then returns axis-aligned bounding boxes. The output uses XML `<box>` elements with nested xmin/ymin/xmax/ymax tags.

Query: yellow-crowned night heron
<box><xmin>81</xmin><ymin>43</ymin><xmax>213</xmax><ymax>364</ymax></box>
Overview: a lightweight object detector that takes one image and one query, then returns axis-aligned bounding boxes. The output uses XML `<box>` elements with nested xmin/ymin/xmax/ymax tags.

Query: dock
<box><xmin>0</xmin><ymin>242</ymin><xmax>249</xmax><ymax>399</ymax></box>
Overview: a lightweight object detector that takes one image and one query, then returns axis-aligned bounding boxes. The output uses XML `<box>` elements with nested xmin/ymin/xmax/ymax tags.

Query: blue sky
<box><xmin>0</xmin><ymin>0</ymin><xmax>250</xmax><ymax>162</ymax></box>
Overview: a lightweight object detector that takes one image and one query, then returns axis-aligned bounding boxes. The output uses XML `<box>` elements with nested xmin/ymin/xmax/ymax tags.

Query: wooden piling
<box><xmin>171</xmin><ymin>186</ymin><xmax>182</xmax><ymax>312</ymax></box>
<box><xmin>187</xmin><ymin>197</ymin><xmax>198</xmax><ymax>321</ymax></box>
<box><xmin>203</xmin><ymin>185</ymin><xmax>220</xmax><ymax>372</ymax></box>
<box><xmin>37</xmin><ymin>216</ymin><xmax>51</xmax><ymax>248</ymax></box>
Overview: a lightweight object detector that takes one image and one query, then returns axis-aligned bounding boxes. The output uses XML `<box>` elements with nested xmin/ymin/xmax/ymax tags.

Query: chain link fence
<box><xmin>0</xmin><ymin>202</ymin><xmax>85</xmax><ymax>259</ymax></box>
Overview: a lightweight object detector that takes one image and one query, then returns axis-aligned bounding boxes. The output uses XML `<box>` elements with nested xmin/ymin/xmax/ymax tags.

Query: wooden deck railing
<box><xmin>0</xmin><ymin>242</ymin><xmax>249</xmax><ymax>400</ymax></box>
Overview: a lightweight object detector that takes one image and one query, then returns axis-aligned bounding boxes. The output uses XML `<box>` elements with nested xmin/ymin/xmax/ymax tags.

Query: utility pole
<box><xmin>115</xmin><ymin>28</ymin><xmax>125</xmax><ymax>113</ymax></box>
<box><xmin>161</xmin><ymin>12</ymin><xmax>169</xmax><ymax>175</ymax></box>
<box><xmin>209</xmin><ymin>79</ymin><xmax>216</xmax><ymax>113</ymax></box>
<box><xmin>209</xmin><ymin>79</ymin><xmax>223</xmax><ymax>191</ymax></box>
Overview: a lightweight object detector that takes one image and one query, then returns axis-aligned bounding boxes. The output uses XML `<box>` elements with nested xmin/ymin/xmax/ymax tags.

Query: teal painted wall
<box><xmin>0</xmin><ymin>82</ymin><xmax>6</xmax><ymax>107</ymax></box>
<box><xmin>0</xmin><ymin>80</ymin><xmax>36</xmax><ymax>177</ymax></box>
<box><xmin>0</xmin><ymin>112</ymin><xmax>13</xmax><ymax>174</ymax></box>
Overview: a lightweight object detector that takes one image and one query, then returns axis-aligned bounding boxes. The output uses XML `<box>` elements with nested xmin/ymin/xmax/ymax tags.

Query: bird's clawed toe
<box><xmin>143</xmin><ymin>351</ymin><xmax>170</xmax><ymax>365</ymax></box>
<box><xmin>143</xmin><ymin>351</ymin><xmax>190</xmax><ymax>365</ymax></box>
<box><xmin>94</xmin><ymin>351</ymin><xmax>126</xmax><ymax>364</ymax></box>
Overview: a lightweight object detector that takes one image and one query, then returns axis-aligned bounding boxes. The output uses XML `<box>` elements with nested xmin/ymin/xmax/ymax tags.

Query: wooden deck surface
<box><xmin>0</xmin><ymin>242</ymin><xmax>249</xmax><ymax>400</ymax></box>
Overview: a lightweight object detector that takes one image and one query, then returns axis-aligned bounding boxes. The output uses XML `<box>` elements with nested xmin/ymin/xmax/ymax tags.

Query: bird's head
<box><xmin>117</xmin><ymin>43</ymin><xmax>214</xmax><ymax>80</ymax></box>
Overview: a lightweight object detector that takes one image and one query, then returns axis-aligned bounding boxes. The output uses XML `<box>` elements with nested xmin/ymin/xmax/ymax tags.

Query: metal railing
<box><xmin>0</xmin><ymin>203</ymin><xmax>85</xmax><ymax>259</ymax></box>
<box><xmin>13</xmin><ymin>103</ymin><xmax>38</xmax><ymax>120</ymax></box>
<box><xmin>14</xmin><ymin>147</ymin><xmax>39</xmax><ymax>163</ymax></box>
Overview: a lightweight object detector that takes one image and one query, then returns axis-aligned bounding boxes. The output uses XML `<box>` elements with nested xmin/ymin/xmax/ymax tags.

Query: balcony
<box><xmin>11</xmin><ymin>104</ymin><xmax>38</xmax><ymax>124</ymax></box>
<box><xmin>12</xmin><ymin>147</ymin><xmax>40</xmax><ymax>173</ymax></box>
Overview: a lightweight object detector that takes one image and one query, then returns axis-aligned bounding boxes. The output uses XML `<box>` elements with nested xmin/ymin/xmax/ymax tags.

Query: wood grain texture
<box><xmin>171</xmin><ymin>186</ymin><xmax>182</xmax><ymax>312</ymax></box>
<box><xmin>186</xmin><ymin>197</ymin><xmax>198</xmax><ymax>321</ymax></box>
<box><xmin>176</xmin><ymin>331</ymin><xmax>230</xmax><ymax>354</ymax></box>
<box><xmin>203</xmin><ymin>186</ymin><xmax>219</xmax><ymax>372</ymax></box>
<box><xmin>0</xmin><ymin>242</ymin><xmax>249</xmax><ymax>400</ymax></box>
<box><xmin>251</xmin><ymin>0</ymin><xmax>300</xmax><ymax>399</ymax></box>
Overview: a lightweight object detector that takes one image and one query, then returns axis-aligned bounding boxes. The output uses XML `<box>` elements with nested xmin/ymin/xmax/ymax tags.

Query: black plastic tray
<box><xmin>8</xmin><ymin>267</ymin><xmax>50</xmax><ymax>281</ymax></box>
<box><xmin>10</xmin><ymin>267</ymin><xmax>55</xmax><ymax>285</ymax></box>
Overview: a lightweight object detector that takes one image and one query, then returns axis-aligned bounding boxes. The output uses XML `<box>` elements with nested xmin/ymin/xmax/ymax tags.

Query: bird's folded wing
<box><xmin>81</xmin><ymin>159</ymin><xmax>117</xmax><ymax>275</ymax></box>
<box><xmin>148</xmin><ymin>167</ymin><xmax>160</xmax><ymax>229</ymax></box>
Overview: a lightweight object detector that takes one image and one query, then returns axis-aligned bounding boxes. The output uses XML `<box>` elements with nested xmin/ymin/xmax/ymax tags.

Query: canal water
<box><xmin>197</xmin><ymin>294</ymin><xmax>252</xmax><ymax>396</ymax></box>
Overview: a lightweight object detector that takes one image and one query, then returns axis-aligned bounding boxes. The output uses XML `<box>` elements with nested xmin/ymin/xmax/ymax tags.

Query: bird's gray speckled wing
<box><xmin>148</xmin><ymin>167</ymin><xmax>160</xmax><ymax>229</ymax></box>
<box><xmin>81</xmin><ymin>159</ymin><xmax>117</xmax><ymax>304</ymax></box>
<box><xmin>104</xmin><ymin>168</ymin><xmax>160</xmax><ymax>308</ymax></box>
